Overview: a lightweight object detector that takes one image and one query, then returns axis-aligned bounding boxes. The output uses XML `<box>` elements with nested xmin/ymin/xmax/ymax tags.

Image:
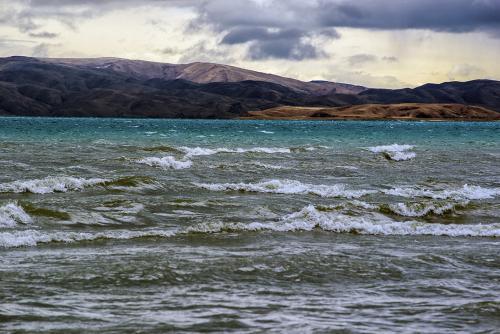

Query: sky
<box><xmin>0</xmin><ymin>0</ymin><xmax>499</xmax><ymax>88</ymax></box>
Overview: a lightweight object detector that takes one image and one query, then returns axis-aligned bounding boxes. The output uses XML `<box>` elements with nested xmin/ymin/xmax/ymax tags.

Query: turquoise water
<box><xmin>1</xmin><ymin>117</ymin><xmax>499</xmax><ymax>333</ymax></box>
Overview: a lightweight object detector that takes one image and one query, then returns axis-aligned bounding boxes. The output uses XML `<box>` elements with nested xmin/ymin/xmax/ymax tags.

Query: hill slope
<box><xmin>0</xmin><ymin>56</ymin><xmax>499</xmax><ymax>118</ymax></box>
<box><xmin>243</xmin><ymin>104</ymin><xmax>500</xmax><ymax>121</ymax></box>
<box><xmin>41</xmin><ymin>57</ymin><xmax>366</xmax><ymax>95</ymax></box>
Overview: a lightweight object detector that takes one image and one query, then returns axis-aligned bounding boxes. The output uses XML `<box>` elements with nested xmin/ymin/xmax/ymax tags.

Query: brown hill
<box><xmin>243</xmin><ymin>104</ymin><xmax>500</xmax><ymax>121</ymax></box>
<box><xmin>40</xmin><ymin>57</ymin><xmax>366</xmax><ymax>95</ymax></box>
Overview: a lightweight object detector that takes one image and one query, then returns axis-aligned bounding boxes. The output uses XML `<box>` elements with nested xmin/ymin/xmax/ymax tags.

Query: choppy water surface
<box><xmin>1</xmin><ymin>117</ymin><xmax>499</xmax><ymax>333</ymax></box>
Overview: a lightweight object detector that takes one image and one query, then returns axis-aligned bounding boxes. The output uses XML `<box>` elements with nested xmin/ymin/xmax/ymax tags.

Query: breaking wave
<box><xmin>137</xmin><ymin>156</ymin><xmax>192</xmax><ymax>169</ymax></box>
<box><xmin>379</xmin><ymin>202</ymin><xmax>467</xmax><ymax>217</ymax></box>
<box><xmin>0</xmin><ymin>229</ymin><xmax>176</xmax><ymax>248</ymax></box>
<box><xmin>186</xmin><ymin>205</ymin><xmax>500</xmax><ymax>237</ymax></box>
<box><xmin>180</xmin><ymin>146</ymin><xmax>291</xmax><ymax>157</ymax></box>
<box><xmin>3</xmin><ymin>202</ymin><xmax>499</xmax><ymax>248</ymax></box>
<box><xmin>141</xmin><ymin>145</ymin><xmax>183</xmax><ymax>154</ymax></box>
<box><xmin>0</xmin><ymin>203</ymin><xmax>33</xmax><ymax>228</ymax></box>
<box><xmin>0</xmin><ymin>177</ymin><xmax>109</xmax><ymax>194</ymax></box>
<box><xmin>195</xmin><ymin>179</ymin><xmax>376</xmax><ymax>198</ymax></box>
<box><xmin>384</xmin><ymin>185</ymin><xmax>500</xmax><ymax>201</ymax></box>
<box><xmin>368</xmin><ymin>144</ymin><xmax>416</xmax><ymax>161</ymax></box>
<box><xmin>251</xmin><ymin>162</ymin><xmax>286</xmax><ymax>170</ymax></box>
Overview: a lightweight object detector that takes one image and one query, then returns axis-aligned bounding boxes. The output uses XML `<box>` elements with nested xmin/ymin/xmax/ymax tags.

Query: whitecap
<box><xmin>194</xmin><ymin>179</ymin><xmax>375</xmax><ymax>199</ymax></box>
<box><xmin>384</xmin><ymin>185</ymin><xmax>500</xmax><ymax>201</ymax></box>
<box><xmin>186</xmin><ymin>205</ymin><xmax>500</xmax><ymax>237</ymax></box>
<box><xmin>0</xmin><ymin>203</ymin><xmax>33</xmax><ymax>228</ymax></box>
<box><xmin>259</xmin><ymin>130</ymin><xmax>274</xmax><ymax>134</ymax></box>
<box><xmin>180</xmin><ymin>146</ymin><xmax>291</xmax><ymax>157</ymax></box>
<box><xmin>252</xmin><ymin>162</ymin><xmax>286</xmax><ymax>170</ymax></box>
<box><xmin>0</xmin><ymin>229</ymin><xmax>176</xmax><ymax>248</ymax></box>
<box><xmin>137</xmin><ymin>156</ymin><xmax>192</xmax><ymax>169</ymax></box>
<box><xmin>368</xmin><ymin>144</ymin><xmax>416</xmax><ymax>161</ymax></box>
<box><xmin>0</xmin><ymin>177</ymin><xmax>109</xmax><ymax>194</ymax></box>
<box><xmin>384</xmin><ymin>202</ymin><xmax>464</xmax><ymax>217</ymax></box>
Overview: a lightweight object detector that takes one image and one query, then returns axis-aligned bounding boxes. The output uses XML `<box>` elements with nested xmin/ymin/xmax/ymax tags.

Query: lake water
<box><xmin>1</xmin><ymin>117</ymin><xmax>499</xmax><ymax>333</ymax></box>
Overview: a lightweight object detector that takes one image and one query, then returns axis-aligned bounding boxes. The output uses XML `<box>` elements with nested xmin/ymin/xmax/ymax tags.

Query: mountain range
<box><xmin>0</xmin><ymin>56</ymin><xmax>499</xmax><ymax>118</ymax></box>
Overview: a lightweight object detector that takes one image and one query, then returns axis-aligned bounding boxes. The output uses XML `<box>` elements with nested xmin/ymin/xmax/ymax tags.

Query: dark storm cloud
<box><xmin>249</xmin><ymin>39</ymin><xmax>321</xmax><ymax>60</ymax></box>
<box><xmin>221</xmin><ymin>27</ymin><xmax>304</xmax><ymax>45</ymax></box>
<box><xmin>317</xmin><ymin>0</ymin><xmax>500</xmax><ymax>33</ymax></box>
<box><xmin>2</xmin><ymin>0</ymin><xmax>499</xmax><ymax>60</ymax></box>
<box><xmin>192</xmin><ymin>0</ymin><xmax>500</xmax><ymax>59</ymax></box>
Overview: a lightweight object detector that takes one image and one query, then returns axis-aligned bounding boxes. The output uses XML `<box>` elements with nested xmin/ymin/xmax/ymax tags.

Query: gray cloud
<box><xmin>191</xmin><ymin>0</ymin><xmax>500</xmax><ymax>60</ymax></box>
<box><xmin>221</xmin><ymin>27</ymin><xmax>304</xmax><ymax>45</ymax></box>
<box><xmin>31</xmin><ymin>42</ymin><xmax>50</xmax><ymax>57</ymax></box>
<box><xmin>28</xmin><ymin>31</ymin><xmax>58</xmax><ymax>38</ymax></box>
<box><xmin>317</xmin><ymin>0</ymin><xmax>500</xmax><ymax>34</ymax></box>
<box><xmin>382</xmin><ymin>56</ymin><xmax>398</xmax><ymax>63</ymax></box>
<box><xmin>447</xmin><ymin>64</ymin><xmax>485</xmax><ymax>80</ymax></box>
<box><xmin>2</xmin><ymin>0</ymin><xmax>499</xmax><ymax>61</ymax></box>
<box><xmin>249</xmin><ymin>39</ymin><xmax>321</xmax><ymax>61</ymax></box>
<box><xmin>348</xmin><ymin>54</ymin><xmax>377</xmax><ymax>66</ymax></box>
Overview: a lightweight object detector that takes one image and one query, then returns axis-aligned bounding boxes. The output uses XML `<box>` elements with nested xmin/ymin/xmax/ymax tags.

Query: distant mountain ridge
<box><xmin>40</xmin><ymin>57</ymin><xmax>367</xmax><ymax>95</ymax></box>
<box><xmin>0</xmin><ymin>56</ymin><xmax>499</xmax><ymax>118</ymax></box>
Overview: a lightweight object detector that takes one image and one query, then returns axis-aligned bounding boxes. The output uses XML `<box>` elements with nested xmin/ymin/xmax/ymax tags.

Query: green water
<box><xmin>1</xmin><ymin>118</ymin><xmax>499</xmax><ymax>333</ymax></box>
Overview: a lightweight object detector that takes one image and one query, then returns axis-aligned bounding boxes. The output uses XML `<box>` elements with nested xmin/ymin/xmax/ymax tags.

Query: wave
<box><xmin>368</xmin><ymin>144</ymin><xmax>416</xmax><ymax>161</ymax></box>
<box><xmin>141</xmin><ymin>145</ymin><xmax>183</xmax><ymax>154</ymax></box>
<box><xmin>137</xmin><ymin>156</ymin><xmax>192</xmax><ymax>169</ymax></box>
<box><xmin>180</xmin><ymin>146</ymin><xmax>291</xmax><ymax>157</ymax></box>
<box><xmin>379</xmin><ymin>202</ymin><xmax>467</xmax><ymax>217</ymax></box>
<box><xmin>186</xmin><ymin>205</ymin><xmax>500</xmax><ymax>237</ymax></box>
<box><xmin>251</xmin><ymin>162</ymin><xmax>286</xmax><ymax>170</ymax></box>
<box><xmin>3</xmin><ymin>202</ymin><xmax>499</xmax><ymax>247</ymax></box>
<box><xmin>384</xmin><ymin>185</ymin><xmax>500</xmax><ymax>201</ymax></box>
<box><xmin>194</xmin><ymin>179</ymin><xmax>375</xmax><ymax>199</ymax></box>
<box><xmin>103</xmin><ymin>176</ymin><xmax>157</xmax><ymax>188</ymax></box>
<box><xmin>0</xmin><ymin>177</ymin><xmax>109</xmax><ymax>194</ymax></box>
<box><xmin>0</xmin><ymin>229</ymin><xmax>176</xmax><ymax>248</ymax></box>
<box><xmin>0</xmin><ymin>203</ymin><xmax>32</xmax><ymax>228</ymax></box>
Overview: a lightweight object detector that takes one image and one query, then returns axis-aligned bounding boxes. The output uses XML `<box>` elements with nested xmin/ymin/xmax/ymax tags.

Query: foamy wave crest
<box><xmin>0</xmin><ymin>203</ymin><xmax>33</xmax><ymax>228</ymax></box>
<box><xmin>195</xmin><ymin>179</ymin><xmax>375</xmax><ymax>198</ymax></box>
<box><xmin>252</xmin><ymin>162</ymin><xmax>286</xmax><ymax>170</ymax></box>
<box><xmin>137</xmin><ymin>156</ymin><xmax>192</xmax><ymax>169</ymax></box>
<box><xmin>384</xmin><ymin>185</ymin><xmax>500</xmax><ymax>200</ymax></box>
<box><xmin>0</xmin><ymin>229</ymin><xmax>176</xmax><ymax>248</ymax></box>
<box><xmin>181</xmin><ymin>147</ymin><xmax>291</xmax><ymax>157</ymax></box>
<box><xmin>368</xmin><ymin>144</ymin><xmax>416</xmax><ymax>161</ymax></box>
<box><xmin>0</xmin><ymin>177</ymin><xmax>109</xmax><ymax>194</ymax></box>
<box><xmin>184</xmin><ymin>205</ymin><xmax>500</xmax><ymax>237</ymax></box>
<box><xmin>382</xmin><ymin>202</ymin><xmax>465</xmax><ymax>217</ymax></box>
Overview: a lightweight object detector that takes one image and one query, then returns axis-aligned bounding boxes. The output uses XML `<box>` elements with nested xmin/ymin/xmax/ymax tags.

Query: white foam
<box><xmin>277</xmin><ymin>205</ymin><xmax>500</xmax><ymax>237</ymax></box>
<box><xmin>0</xmin><ymin>229</ymin><xmax>176</xmax><ymax>248</ymax></box>
<box><xmin>368</xmin><ymin>144</ymin><xmax>416</xmax><ymax>161</ymax></box>
<box><xmin>187</xmin><ymin>205</ymin><xmax>500</xmax><ymax>237</ymax></box>
<box><xmin>385</xmin><ymin>202</ymin><xmax>462</xmax><ymax>217</ymax></box>
<box><xmin>0</xmin><ymin>203</ymin><xmax>33</xmax><ymax>228</ymax></box>
<box><xmin>252</xmin><ymin>162</ymin><xmax>285</xmax><ymax>170</ymax></box>
<box><xmin>180</xmin><ymin>147</ymin><xmax>291</xmax><ymax>157</ymax></box>
<box><xmin>0</xmin><ymin>177</ymin><xmax>109</xmax><ymax>194</ymax></box>
<box><xmin>384</xmin><ymin>185</ymin><xmax>500</xmax><ymax>200</ymax></box>
<box><xmin>195</xmin><ymin>179</ymin><xmax>375</xmax><ymax>199</ymax></box>
<box><xmin>137</xmin><ymin>156</ymin><xmax>192</xmax><ymax>169</ymax></box>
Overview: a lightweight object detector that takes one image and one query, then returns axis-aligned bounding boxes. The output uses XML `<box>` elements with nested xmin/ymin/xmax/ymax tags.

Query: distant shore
<box><xmin>241</xmin><ymin>103</ymin><xmax>500</xmax><ymax>121</ymax></box>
